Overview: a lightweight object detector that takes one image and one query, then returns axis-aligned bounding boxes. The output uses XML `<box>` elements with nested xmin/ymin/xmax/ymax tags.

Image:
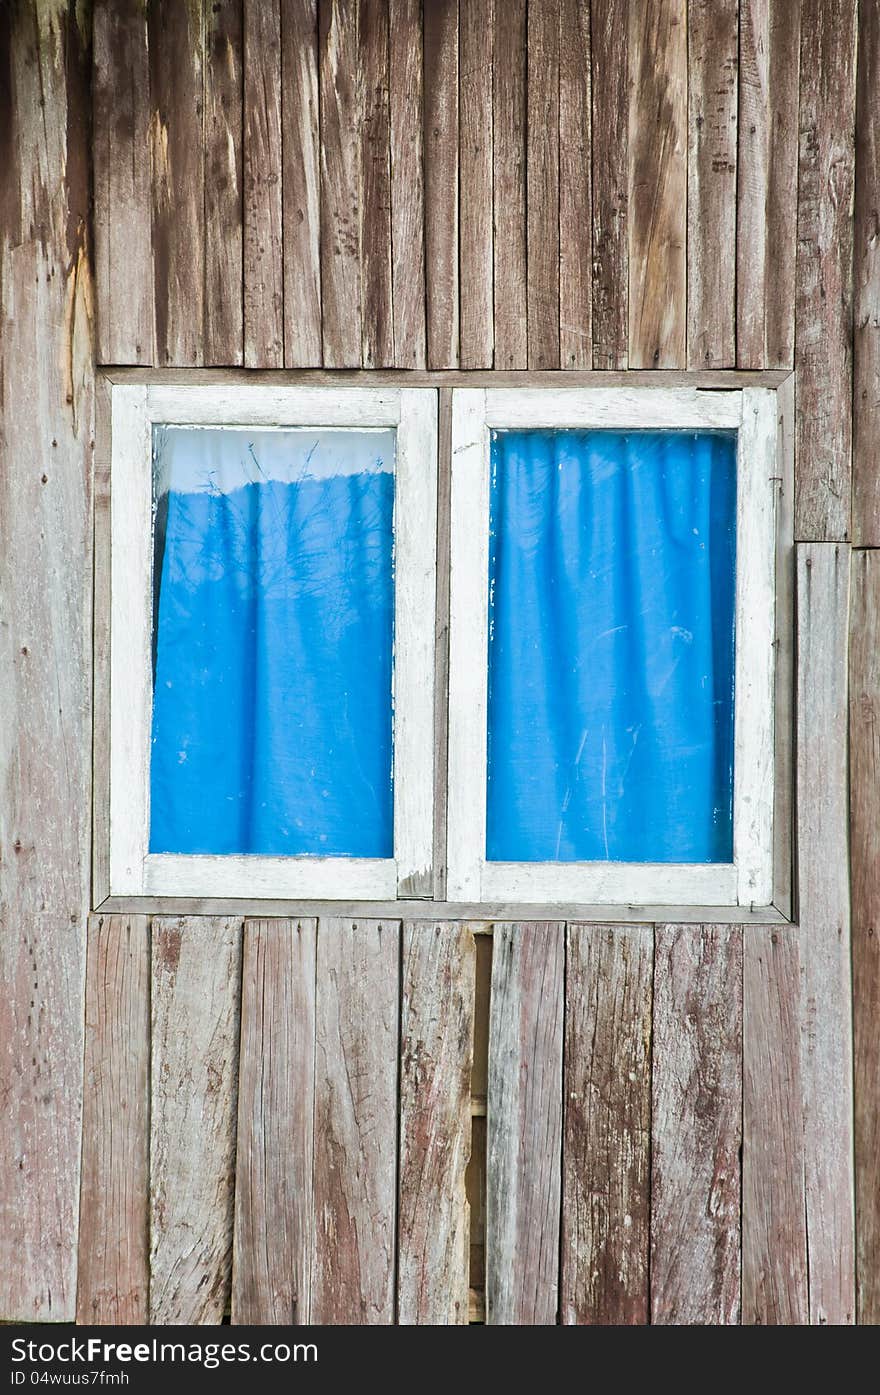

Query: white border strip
<box><xmin>484</xmin><ymin>386</ymin><xmax>742</xmax><ymax>431</ymax></box>
<box><xmin>109</xmin><ymin>385</ymin><xmax>152</xmax><ymax>895</ymax></box>
<box><xmin>733</xmin><ymin>388</ymin><xmax>778</xmax><ymax>906</ymax></box>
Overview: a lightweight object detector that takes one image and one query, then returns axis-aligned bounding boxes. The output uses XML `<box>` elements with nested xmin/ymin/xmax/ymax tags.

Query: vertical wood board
<box><xmin>232</xmin><ymin>919</ymin><xmax>317</xmax><ymax>1324</ymax></box>
<box><xmin>561</xmin><ymin>923</ymin><xmax>652</xmax><ymax>1325</ymax></box>
<box><xmin>76</xmin><ymin>916</ymin><xmax>150</xmax><ymax>1325</ymax></box>
<box><xmin>150</xmin><ymin>917</ymin><xmax>243</xmax><ymax>1324</ymax></box>
<box><xmin>796</xmin><ymin>543</ymin><xmax>855</xmax><ymax>1324</ymax></box>
<box><xmin>311</xmin><ymin>918</ymin><xmax>400</xmax><ymax>1323</ymax></box>
<box><xmin>398</xmin><ymin>923</ymin><xmax>475</xmax><ymax>1325</ymax></box>
<box><xmin>486</xmin><ymin>923</ymin><xmax>564</xmax><ymax>1325</ymax></box>
<box><xmin>651</xmin><ymin>925</ymin><xmax>742</xmax><ymax>1325</ymax></box>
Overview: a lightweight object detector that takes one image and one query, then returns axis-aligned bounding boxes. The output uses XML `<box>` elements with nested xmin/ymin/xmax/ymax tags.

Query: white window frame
<box><xmin>107</xmin><ymin>383</ymin><xmax>437</xmax><ymax>900</ymax></box>
<box><xmin>446</xmin><ymin>385</ymin><xmax>781</xmax><ymax>910</ymax></box>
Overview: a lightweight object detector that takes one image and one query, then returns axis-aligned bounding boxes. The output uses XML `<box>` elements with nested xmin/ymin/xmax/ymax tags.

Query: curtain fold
<box><xmin>149</xmin><ymin>427</ymin><xmax>395</xmax><ymax>857</ymax></box>
<box><xmin>486</xmin><ymin>428</ymin><xmax>736</xmax><ymax>863</ymax></box>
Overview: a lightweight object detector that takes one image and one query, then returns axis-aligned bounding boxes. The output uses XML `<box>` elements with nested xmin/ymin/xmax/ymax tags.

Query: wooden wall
<box><xmin>2</xmin><ymin>0</ymin><xmax>879</xmax><ymax>1324</ymax></box>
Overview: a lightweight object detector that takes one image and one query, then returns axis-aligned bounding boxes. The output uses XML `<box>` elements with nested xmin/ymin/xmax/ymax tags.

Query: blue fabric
<box><xmin>149</xmin><ymin>428</ymin><xmax>394</xmax><ymax>857</ymax></box>
<box><xmin>486</xmin><ymin>429</ymin><xmax>736</xmax><ymax>863</ymax></box>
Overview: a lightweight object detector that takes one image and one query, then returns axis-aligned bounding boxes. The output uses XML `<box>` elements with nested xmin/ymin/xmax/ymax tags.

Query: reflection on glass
<box><xmin>486</xmin><ymin>429</ymin><xmax>736</xmax><ymax>864</ymax></box>
<box><xmin>149</xmin><ymin>426</ymin><xmax>395</xmax><ymax>857</ymax></box>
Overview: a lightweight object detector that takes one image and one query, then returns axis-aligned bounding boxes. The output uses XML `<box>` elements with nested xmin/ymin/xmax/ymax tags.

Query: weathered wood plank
<box><xmin>628</xmin><ymin>0</ymin><xmax>687</xmax><ymax>368</ymax></box>
<box><xmin>742</xmin><ymin>927</ymin><xmax>809</xmax><ymax>1324</ymax></box>
<box><xmin>424</xmin><ymin>0</ymin><xmax>459</xmax><ymax>368</ymax></box>
<box><xmin>398</xmin><ymin>923</ymin><xmax>475</xmax><ymax>1324</ymax></box>
<box><xmin>796</xmin><ymin>543</ymin><xmax>854</xmax><ymax>1322</ymax></box>
<box><xmin>204</xmin><ymin>0</ymin><xmax>244</xmax><ymax>366</ymax></box>
<box><xmin>850</xmin><ymin>551</ymin><xmax>880</xmax><ymax>1322</ymax></box>
<box><xmin>493</xmin><ymin>0</ymin><xmax>528</xmax><ymax>369</ymax></box>
<box><xmin>736</xmin><ymin>0</ymin><xmax>800</xmax><ymax>369</ymax></box>
<box><xmin>687</xmin><ymin>0</ymin><xmax>737</xmax><ymax>369</ymax></box>
<box><xmin>459</xmin><ymin>0</ymin><xmax>494</xmax><ymax>368</ymax></box>
<box><xmin>319</xmin><ymin>0</ymin><xmax>362</xmax><ymax>366</ymax></box>
<box><xmin>651</xmin><ymin>925</ymin><xmax>742</xmax><ymax>1325</ymax></box>
<box><xmin>388</xmin><ymin>0</ymin><xmax>426</xmax><ymax>367</ymax></box>
<box><xmin>150</xmin><ymin>918</ymin><xmax>243</xmax><ymax>1324</ymax></box>
<box><xmin>590</xmin><ymin>0</ymin><xmax>628</xmax><ymax>369</ymax></box>
<box><xmin>232</xmin><ymin>919</ymin><xmax>317</xmax><ymax>1324</ymax></box>
<box><xmin>93</xmin><ymin>0</ymin><xmax>153</xmax><ymax>364</ymax></box>
<box><xmin>558</xmin><ymin>0</ymin><xmax>590</xmax><ymax>369</ymax></box>
<box><xmin>526</xmin><ymin>0</ymin><xmax>560</xmax><ymax>369</ymax></box>
<box><xmin>282</xmin><ymin>0</ymin><xmax>322</xmax><ymax>367</ymax></box>
<box><xmin>312</xmin><ymin>918</ymin><xmax>400</xmax><ymax>1323</ymax></box>
<box><xmin>561</xmin><ymin>924</ymin><xmax>652</xmax><ymax>1325</ymax></box>
<box><xmin>244</xmin><ymin>0</ymin><xmax>283</xmax><ymax>367</ymax></box>
<box><xmin>853</xmin><ymin>0</ymin><xmax>880</xmax><ymax>545</ymax></box>
<box><xmin>359</xmin><ymin>0</ymin><xmax>393</xmax><ymax>367</ymax></box>
<box><xmin>795</xmin><ymin>0</ymin><xmax>857</xmax><ymax>541</ymax></box>
<box><xmin>149</xmin><ymin>0</ymin><xmax>204</xmax><ymax>366</ymax></box>
<box><xmin>0</xmin><ymin>0</ymin><xmax>93</xmax><ymax>1321</ymax></box>
<box><xmin>76</xmin><ymin>916</ymin><xmax>150</xmax><ymax>1325</ymax></box>
<box><xmin>486</xmin><ymin>923</ymin><xmax>564</xmax><ymax>1325</ymax></box>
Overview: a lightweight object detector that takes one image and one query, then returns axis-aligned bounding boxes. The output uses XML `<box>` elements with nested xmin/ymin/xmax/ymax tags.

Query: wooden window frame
<box><xmin>446</xmin><ymin>384</ymin><xmax>790</xmax><ymax>914</ymax></box>
<box><xmin>94</xmin><ymin>369</ymin><xmax>793</xmax><ymax>924</ymax></box>
<box><xmin>100</xmin><ymin>382</ymin><xmax>438</xmax><ymax>901</ymax></box>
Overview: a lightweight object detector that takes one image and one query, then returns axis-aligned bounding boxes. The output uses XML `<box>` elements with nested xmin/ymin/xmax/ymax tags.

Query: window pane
<box><xmin>150</xmin><ymin>426</ymin><xmax>395</xmax><ymax>857</ymax></box>
<box><xmin>486</xmin><ymin>429</ymin><xmax>736</xmax><ymax>863</ymax></box>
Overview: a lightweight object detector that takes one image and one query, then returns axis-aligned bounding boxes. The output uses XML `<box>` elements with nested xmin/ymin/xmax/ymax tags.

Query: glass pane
<box><xmin>149</xmin><ymin>426</ymin><xmax>395</xmax><ymax>857</ymax></box>
<box><xmin>486</xmin><ymin>429</ymin><xmax>736</xmax><ymax>863</ymax></box>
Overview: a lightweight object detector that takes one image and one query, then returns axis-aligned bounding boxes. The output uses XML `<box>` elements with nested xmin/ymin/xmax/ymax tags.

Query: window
<box><xmin>447</xmin><ymin>387</ymin><xmax>784</xmax><ymax>909</ymax></box>
<box><xmin>101</xmin><ymin>378</ymin><xmax>790</xmax><ymax>914</ymax></box>
<box><xmin>106</xmin><ymin>385</ymin><xmax>437</xmax><ymax>898</ymax></box>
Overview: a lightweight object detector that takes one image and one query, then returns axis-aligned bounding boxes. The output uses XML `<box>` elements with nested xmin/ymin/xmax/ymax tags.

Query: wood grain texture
<box><xmin>398</xmin><ymin>922</ymin><xmax>475</xmax><ymax>1324</ymax></box>
<box><xmin>526</xmin><ymin>0</ymin><xmax>560</xmax><ymax>369</ymax></box>
<box><xmin>319</xmin><ymin>0</ymin><xmax>362</xmax><ymax>366</ymax></box>
<box><xmin>486</xmin><ymin>923</ymin><xmax>564</xmax><ymax>1325</ymax></box>
<box><xmin>558</xmin><ymin>0</ymin><xmax>591</xmax><ymax>369</ymax></box>
<box><xmin>360</xmin><ymin>0</ymin><xmax>393</xmax><ymax>367</ymax></box>
<box><xmin>742</xmin><ymin>928</ymin><xmax>808</xmax><ymax>1324</ymax></box>
<box><xmin>853</xmin><ymin>0</ymin><xmax>880</xmax><ymax>545</ymax></box>
<box><xmin>149</xmin><ymin>0</ymin><xmax>204</xmax><ymax>366</ymax></box>
<box><xmin>388</xmin><ymin>0</ymin><xmax>425</xmax><ymax>367</ymax></box>
<box><xmin>590</xmin><ymin>0</ymin><xmax>628</xmax><ymax>368</ymax></box>
<box><xmin>796</xmin><ymin>544</ymin><xmax>855</xmax><ymax>1323</ymax></box>
<box><xmin>232</xmin><ymin>919</ymin><xmax>317</xmax><ymax>1324</ymax></box>
<box><xmin>204</xmin><ymin>0</ymin><xmax>244</xmax><ymax>366</ymax></box>
<box><xmin>424</xmin><ymin>0</ymin><xmax>459</xmax><ymax>368</ymax></box>
<box><xmin>651</xmin><ymin>925</ymin><xmax>742</xmax><ymax>1325</ymax></box>
<box><xmin>736</xmin><ymin>0</ymin><xmax>800</xmax><ymax>369</ymax></box>
<box><xmin>76</xmin><ymin>916</ymin><xmax>150</xmax><ymax>1325</ymax></box>
<box><xmin>150</xmin><ymin>918</ymin><xmax>243</xmax><ymax>1324</ymax></box>
<box><xmin>687</xmin><ymin>0</ymin><xmax>737</xmax><ymax>369</ymax></box>
<box><xmin>93</xmin><ymin>0</ymin><xmax>153</xmax><ymax>363</ymax></box>
<box><xmin>850</xmin><ymin>551</ymin><xmax>880</xmax><ymax>1322</ymax></box>
<box><xmin>244</xmin><ymin>0</ymin><xmax>283</xmax><ymax>367</ymax></box>
<box><xmin>561</xmin><ymin>924</ymin><xmax>652</xmax><ymax>1325</ymax></box>
<box><xmin>282</xmin><ymin>0</ymin><xmax>323</xmax><ymax>366</ymax></box>
<box><xmin>459</xmin><ymin>0</ymin><xmax>494</xmax><ymax>368</ymax></box>
<box><xmin>795</xmin><ymin>0</ymin><xmax>857</xmax><ymax>541</ymax></box>
<box><xmin>312</xmin><ymin>918</ymin><xmax>400</xmax><ymax>1323</ymax></box>
<box><xmin>0</xmin><ymin>0</ymin><xmax>93</xmax><ymax>1321</ymax></box>
<box><xmin>493</xmin><ymin>0</ymin><xmax>527</xmax><ymax>369</ymax></box>
<box><xmin>628</xmin><ymin>0</ymin><xmax>687</xmax><ymax>368</ymax></box>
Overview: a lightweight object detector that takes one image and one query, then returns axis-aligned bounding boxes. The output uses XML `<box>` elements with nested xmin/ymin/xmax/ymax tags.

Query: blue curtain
<box><xmin>149</xmin><ymin>428</ymin><xmax>394</xmax><ymax>857</ymax></box>
<box><xmin>486</xmin><ymin>429</ymin><xmax>736</xmax><ymax>863</ymax></box>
